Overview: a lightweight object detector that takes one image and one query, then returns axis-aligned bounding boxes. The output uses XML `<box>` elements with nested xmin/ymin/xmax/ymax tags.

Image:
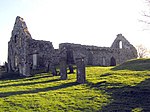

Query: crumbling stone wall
<box><xmin>8</xmin><ymin>16</ymin><xmax>32</xmax><ymax>76</ymax></box>
<box><xmin>7</xmin><ymin>16</ymin><xmax>137</xmax><ymax>76</ymax></box>
<box><xmin>8</xmin><ymin>16</ymin><xmax>58</xmax><ymax>76</ymax></box>
<box><xmin>111</xmin><ymin>34</ymin><xmax>137</xmax><ymax>64</ymax></box>
<box><xmin>27</xmin><ymin>39</ymin><xmax>55</xmax><ymax>73</ymax></box>
<box><xmin>59</xmin><ymin>37</ymin><xmax>137</xmax><ymax>66</ymax></box>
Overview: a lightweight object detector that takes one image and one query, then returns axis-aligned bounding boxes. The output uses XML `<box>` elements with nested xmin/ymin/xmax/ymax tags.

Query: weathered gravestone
<box><xmin>60</xmin><ymin>57</ymin><xmax>67</xmax><ymax>80</ymax></box>
<box><xmin>23</xmin><ymin>63</ymin><xmax>30</xmax><ymax>76</ymax></box>
<box><xmin>66</xmin><ymin>48</ymin><xmax>74</xmax><ymax>74</ymax></box>
<box><xmin>51</xmin><ymin>64</ymin><xmax>57</xmax><ymax>76</ymax></box>
<box><xmin>47</xmin><ymin>62</ymin><xmax>57</xmax><ymax>76</ymax></box>
<box><xmin>68</xmin><ymin>64</ymin><xmax>74</xmax><ymax>74</ymax></box>
<box><xmin>76</xmin><ymin>56</ymin><xmax>86</xmax><ymax>84</ymax></box>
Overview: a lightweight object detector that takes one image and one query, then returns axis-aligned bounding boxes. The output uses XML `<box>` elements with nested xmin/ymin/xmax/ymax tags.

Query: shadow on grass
<box><xmin>0</xmin><ymin>72</ymin><xmax>53</xmax><ymax>81</ymax></box>
<box><xmin>23</xmin><ymin>75</ymin><xmax>53</xmax><ymax>81</ymax></box>
<box><xmin>0</xmin><ymin>81</ymin><xmax>79</xmax><ymax>97</ymax></box>
<box><xmin>0</xmin><ymin>72</ymin><xmax>25</xmax><ymax>80</ymax></box>
<box><xmin>0</xmin><ymin>78</ymin><xmax>61</xmax><ymax>88</ymax></box>
<box><xmin>100</xmin><ymin>73</ymin><xmax>112</xmax><ymax>77</ymax></box>
<box><xmin>87</xmin><ymin>79</ymin><xmax>150</xmax><ymax>112</ymax></box>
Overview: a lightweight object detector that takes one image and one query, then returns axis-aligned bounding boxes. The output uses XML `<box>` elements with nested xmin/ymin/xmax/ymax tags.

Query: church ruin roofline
<box><xmin>31</xmin><ymin>39</ymin><xmax>53</xmax><ymax>43</ymax></box>
<box><xmin>111</xmin><ymin>33</ymin><xmax>134</xmax><ymax>48</ymax></box>
<box><xmin>59</xmin><ymin>42</ymin><xmax>110</xmax><ymax>48</ymax></box>
<box><xmin>14</xmin><ymin>16</ymin><xmax>27</xmax><ymax>28</ymax></box>
<box><xmin>12</xmin><ymin>16</ymin><xmax>32</xmax><ymax>39</ymax></box>
<box><xmin>12</xmin><ymin>16</ymin><xmax>136</xmax><ymax>50</ymax></box>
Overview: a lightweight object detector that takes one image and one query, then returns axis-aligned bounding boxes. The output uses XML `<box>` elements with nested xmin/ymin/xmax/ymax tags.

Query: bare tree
<box><xmin>139</xmin><ymin>0</ymin><xmax>150</xmax><ymax>30</ymax></box>
<box><xmin>136</xmin><ymin>44</ymin><xmax>149</xmax><ymax>58</ymax></box>
<box><xmin>137</xmin><ymin>1</ymin><xmax>150</xmax><ymax>58</ymax></box>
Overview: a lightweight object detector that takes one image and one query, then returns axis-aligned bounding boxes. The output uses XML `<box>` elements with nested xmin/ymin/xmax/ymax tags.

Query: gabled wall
<box><xmin>59</xmin><ymin>39</ymin><xmax>137</xmax><ymax>66</ymax></box>
<box><xmin>8</xmin><ymin>16</ymin><xmax>32</xmax><ymax>76</ymax></box>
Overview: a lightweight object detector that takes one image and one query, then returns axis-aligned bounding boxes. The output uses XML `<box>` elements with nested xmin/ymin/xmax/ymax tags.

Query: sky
<box><xmin>0</xmin><ymin>0</ymin><xmax>150</xmax><ymax>64</ymax></box>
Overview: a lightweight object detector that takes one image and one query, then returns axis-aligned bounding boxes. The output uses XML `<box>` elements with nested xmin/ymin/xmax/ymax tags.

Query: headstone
<box><xmin>21</xmin><ymin>61</ymin><xmax>30</xmax><ymax>76</ymax></box>
<box><xmin>76</xmin><ymin>57</ymin><xmax>86</xmax><ymax>84</ymax></box>
<box><xmin>60</xmin><ymin>57</ymin><xmax>67</xmax><ymax>80</ymax></box>
<box><xmin>68</xmin><ymin>64</ymin><xmax>74</xmax><ymax>74</ymax></box>
<box><xmin>51</xmin><ymin>64</ymin><xmax>57</xmax><ymax>76</ymax></box>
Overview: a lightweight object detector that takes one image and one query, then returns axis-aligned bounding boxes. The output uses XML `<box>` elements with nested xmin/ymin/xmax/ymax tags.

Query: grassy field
<box><xmin>0</xmin><ymin>59</ymin><xmax>150</xmax><ymax>112</ymax></box>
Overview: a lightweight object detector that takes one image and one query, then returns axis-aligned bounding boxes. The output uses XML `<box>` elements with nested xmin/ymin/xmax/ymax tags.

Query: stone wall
<box><xmin>7</xmin><ymin>16</ymin><xmax>57</xmax><ymax>76</ymax></box>
<box><xmin>59</xmin><ymin>38</ymin><xmax>137</xmax><ymax>66</ymax></box>
<box><xmin>26</xmin><ymin>39</ymin><xmax>53</xmax><ymax>74</ymax></box>
<box><xmin>8</xmin><ymin>16</ymin><xmax>32</xmax><ymax>76</ymax></box>
<box><xmin>7</xmin><ymin>16</ymin><xmax>138</xmax><ymax>76</ymax></box>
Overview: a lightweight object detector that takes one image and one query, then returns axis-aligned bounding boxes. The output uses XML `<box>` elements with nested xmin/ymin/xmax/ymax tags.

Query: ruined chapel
<box><xmin>7</xmin><ymin>16</ymin><xmax>138</xmax><ymax>76</ymax></box>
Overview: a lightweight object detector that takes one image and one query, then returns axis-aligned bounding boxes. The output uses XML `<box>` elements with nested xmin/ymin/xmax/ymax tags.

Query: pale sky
<box><xmin>0</xmin><ymin>0</ymin><xmax>149</xmax><ymax>64</ymax></box>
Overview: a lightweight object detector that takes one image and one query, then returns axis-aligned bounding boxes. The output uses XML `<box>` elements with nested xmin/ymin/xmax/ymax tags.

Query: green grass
<box><xmin>112</xmin><ymin>58</ymin><xmax>150</xmax><ymax>71</ymax></box>
<box><xmin>0</xmin><ymin>59</ymin><xmax>150</xmax><ymax>112</ymax></box>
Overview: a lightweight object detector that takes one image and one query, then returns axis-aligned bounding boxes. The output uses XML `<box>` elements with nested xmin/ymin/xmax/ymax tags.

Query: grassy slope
<box><xmin>112</xmin><ymin>58</ymin><xmax>150</xmax><ymax>71</ymax></box>
<box><xmin>0</xmin><ymin>59</ymin><xmax>150</xmax><ymax>112</ymax></box>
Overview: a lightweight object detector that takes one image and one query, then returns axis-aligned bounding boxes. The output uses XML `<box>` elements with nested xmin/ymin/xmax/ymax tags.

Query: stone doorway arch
<box><xmin>110</xmin><ymin>57</ymin><xmax>116</xmax><ymax>66</ymax></box>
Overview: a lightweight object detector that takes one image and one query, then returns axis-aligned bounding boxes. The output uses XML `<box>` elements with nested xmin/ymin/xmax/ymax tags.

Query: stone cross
<box><xmin>76</xmin><ymin>57</ymin><xmax>86</xmax><ymax>84</ymax></box>
<box><xmin>60</xmin><ymin>57</ymin><xmax>67</xmax><ymax>80</ymax></box>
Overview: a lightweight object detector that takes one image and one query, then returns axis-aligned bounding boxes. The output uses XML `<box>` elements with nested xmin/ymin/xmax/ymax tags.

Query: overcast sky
<box><xmin>0</xmin><ymin>0</ymin><xmax>149</xmax><ymax>64</ymax></box>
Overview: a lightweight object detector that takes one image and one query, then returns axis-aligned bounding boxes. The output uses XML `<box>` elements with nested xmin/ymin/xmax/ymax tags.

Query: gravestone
<box><xmin>51</xmin><ymin>64</ymin><xmax>57</xmax><ymax>76</ymax></box>
<box><xmin>60</xmin><ymin>57</ymin><xmax>67</xmax><ymax>80</ymax></box>
<box><xmin>68</xmin><ymin>64</ymin><xmax>74</xmax><ymax>74</ymax></box>
<box><xmin>24</xmin><ymin>62</ymin><xmax>30</xmax><ymax>76</ymax></box>
<box><xmin>19</xmin><ymin>63</ymin><xmax>30</xmax><ymax>76</ymax></box>
<box><xmin>47</xmin><ymin>63</ymin><xmax>57</xmax><ymax>76</ymax></box>
<box><xmin>76</xmin><ymin>57</ymin><xmax>86</xmax><ymax>84</ymax></box>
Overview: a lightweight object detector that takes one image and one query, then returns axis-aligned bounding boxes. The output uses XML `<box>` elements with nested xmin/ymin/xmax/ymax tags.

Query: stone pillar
<box><xmin>76</xmin><ymin>57</ymin><xmax>86</xmax><ymax>84</ymax></box>
<box><xmin>68</xmin><ymin>64</ymin><xmax>74</xmax><ymax>74</ymax></box>
<box><xmin>60</xmin><ymin>57</ymin><xmax>67</xmax><ymax>80</ymax></box>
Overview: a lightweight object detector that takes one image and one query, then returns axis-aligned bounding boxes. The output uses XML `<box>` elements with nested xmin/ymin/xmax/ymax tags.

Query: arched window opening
<box><xmin>119</xmin><ymin>41</ymin><xmax>123</xmax><ymax>49</ymax></box>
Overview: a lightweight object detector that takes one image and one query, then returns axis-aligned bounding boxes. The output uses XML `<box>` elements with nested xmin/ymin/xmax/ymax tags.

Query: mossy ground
<box><xmin>0</xmin><ymin>59</ymin><xmax>150</xmax><ymax>112</ymax></box>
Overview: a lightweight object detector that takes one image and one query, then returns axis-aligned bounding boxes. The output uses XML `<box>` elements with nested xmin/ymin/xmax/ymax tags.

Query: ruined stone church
<box><xmin>7</xmin><ymin>16</ymin><xmax>137</xmax><ymax>76</ymax></box>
